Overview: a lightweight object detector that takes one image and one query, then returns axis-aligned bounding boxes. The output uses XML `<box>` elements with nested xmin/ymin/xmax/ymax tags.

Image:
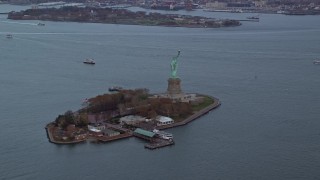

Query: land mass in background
<box><xmin>7</xmin><ymin>6</ymin><xmax>241</xmax><ymax>28</ymax></box>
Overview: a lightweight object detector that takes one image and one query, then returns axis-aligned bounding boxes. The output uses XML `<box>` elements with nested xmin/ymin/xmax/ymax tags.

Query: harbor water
<box><xmin>1</xmin><ymin>5</ymin><xmax>320</xmax><ymax>180</ymax></box>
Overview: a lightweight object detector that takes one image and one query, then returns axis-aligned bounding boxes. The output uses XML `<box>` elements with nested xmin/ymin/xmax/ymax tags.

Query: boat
<box><xmin>83</xmin><ymin>58</ymin><xmax>95</xmax><ymax>65</ymax></box>
<box><xmin>313</xmin><ymin>60</ymin><xmax>320</xmax><ymax>65</ymax></box>
<box><xmin>37</xmin><ymin>23</ymin><xmax>45</xmax><ymax>26</ymax></box>
<box><xmin>277</xmin><ymin>10</ymin><xmax>286</xmax><ymax>14</ymax></box>
<box><xmin>247</xmin><ymin>15</ymin><xmax>260</xmax><ymax>20</ymax></box>
<box><xmin>108</xmin><ymin>86</ymin><xmax>123</xmax><ymax>92</ymax></box>
<box><xmin>6</xmin><ymin>34</ymin><xmax>13</xmax><ymax>39</ymax></box>
<box><xmin>153</xmin><ymin>129</ymin><xmax>173</xmax><ymax>140</ymax></box>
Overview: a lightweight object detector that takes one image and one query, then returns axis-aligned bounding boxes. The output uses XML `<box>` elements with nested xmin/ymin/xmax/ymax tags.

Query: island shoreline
<box><xmin>8</xmin><ymin>6</ymin><xmax>241</xmax><ymax>28</ymax></box>
<box><xmin>44</xmin><ymin>51</ymin><xmax>222</xmax><ymax>150</ymax></box>
<box><xmin>45</xmin><ymin>95</ymin><xmax>221</xmax><ymax>145</ymax></box>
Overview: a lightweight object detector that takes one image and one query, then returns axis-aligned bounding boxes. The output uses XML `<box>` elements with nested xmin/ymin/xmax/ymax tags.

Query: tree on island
<box><xmin>54</xmin><ymin>110</ymin><xmax>75</xmax><ymax>129</ymax></box>
<box><xmin>54</xmin><ymin>87</ymin><xmax>197</xmax><ymax>129</ymax></box>
<box><xmin>64</xmin><ymin>110</ymin><xmax>75</xmax><ymax>124</ymax></box>
<box><xmin>54</xmin><ymin>110</ymin><xmax>90</xmax><ymax>129</ymax></box>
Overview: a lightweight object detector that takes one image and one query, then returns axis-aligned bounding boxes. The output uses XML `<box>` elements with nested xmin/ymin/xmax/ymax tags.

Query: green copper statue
<box><xmin>170</xmin><ymin>50</ymin><xmax>180</xmax><ymax>78</ymax></box>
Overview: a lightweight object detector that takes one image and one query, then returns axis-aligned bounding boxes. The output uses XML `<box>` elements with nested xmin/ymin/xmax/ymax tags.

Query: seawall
<box><xmin>158</xmin><ymin>96</ymin><xmax>221</xmax><ymax>130</ymax></box>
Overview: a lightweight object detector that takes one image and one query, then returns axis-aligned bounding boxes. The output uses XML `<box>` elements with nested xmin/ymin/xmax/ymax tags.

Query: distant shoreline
<box><xmin>7</xmin><ymin>6</ymin><xmax>241</xmax><ymax>28</ymax></box>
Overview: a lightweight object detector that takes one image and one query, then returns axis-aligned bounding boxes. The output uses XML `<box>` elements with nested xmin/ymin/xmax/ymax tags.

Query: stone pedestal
<box><xmin>167</xmin><ymin>78</ymin><xmax>182</xmax><ymax>95</ymax></box>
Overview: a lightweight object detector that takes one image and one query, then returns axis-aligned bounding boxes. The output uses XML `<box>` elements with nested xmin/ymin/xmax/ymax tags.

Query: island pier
<box><xmin>133</xmin><ymin>128</ymin><xmax>175</xmax><ymax>150</ymax></box>
<box><xmin>94</xmin><ymin>133</ymin><xmax>132</xmax><ymax>142</ymax></box>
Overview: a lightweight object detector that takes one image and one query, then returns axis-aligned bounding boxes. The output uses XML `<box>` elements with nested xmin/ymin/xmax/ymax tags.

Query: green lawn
<box><xmin>192</xmin><ymin>96</ymin><xmax>214</xmax><ymax>111</ymax></box>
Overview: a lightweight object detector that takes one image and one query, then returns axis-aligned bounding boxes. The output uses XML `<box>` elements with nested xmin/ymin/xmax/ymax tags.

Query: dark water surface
<box><xmin>1</xmin><ymin>5</ymin><xmax>320</xmax><ymax>180</ymax></box>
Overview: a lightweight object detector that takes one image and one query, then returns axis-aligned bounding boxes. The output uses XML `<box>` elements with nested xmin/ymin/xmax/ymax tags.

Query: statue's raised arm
<box><xmin>170</xmin><ymin>50</ymin><xmax>180</xmax><ymax>78</ymax></box>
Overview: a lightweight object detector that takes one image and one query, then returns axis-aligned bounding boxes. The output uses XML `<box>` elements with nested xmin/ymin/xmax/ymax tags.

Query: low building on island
<box><xmin>156</xmin><ymin>116</ymin><xmax>174</xmax><ymax>126</ymax></box>
<box><xmin>133</xmin><ymin>128</ymin><xmax>156</xmax><ymax>141</ymax></box>
<box><xmin>88</xmin><ymin>124</ymin><xmax>105</xmax><ymax>132</ymax></box>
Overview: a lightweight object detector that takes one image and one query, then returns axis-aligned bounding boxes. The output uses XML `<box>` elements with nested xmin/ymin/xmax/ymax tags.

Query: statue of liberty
<box><xmin>170</xmin><ymin>50</ymin><xmax>180</xmax><ymax>78</ymax></box>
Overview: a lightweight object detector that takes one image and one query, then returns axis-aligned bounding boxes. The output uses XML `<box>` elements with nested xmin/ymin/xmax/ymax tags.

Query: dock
<box><xmin>133</xmin><ymin>128</ymin><xmax>174</xmax><ymax>150</ymax></box>
<box><xmin>144</xmin><ymin>139</ymin><xmax>174</xmax><ymax>150</ymax></box>
<box><xmin>95</xmin><ymin>132</ymin><xmax>132</xmax><ymax>142</ymax></box>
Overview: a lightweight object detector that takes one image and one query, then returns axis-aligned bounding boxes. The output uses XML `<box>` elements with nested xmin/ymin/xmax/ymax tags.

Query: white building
<box><xmin>88</xmin><ymin>124</ymin><xmax>105</xmax><ymax>132</ymax></box>
<box><xmin>156</xmin><ymin>116</ymin><xmax>174</xmax><ymax>126</ymax></box>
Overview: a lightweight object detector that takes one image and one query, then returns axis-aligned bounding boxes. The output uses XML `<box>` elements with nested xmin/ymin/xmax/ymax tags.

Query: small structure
<box><xmin>133</xmin><ymin>128</ymin><xmax>156</xmax><ymax>141</ymax></box>
<box><xmin>156</xmin><ymin>116</ymin><xmax>174</xmax><ymax>126</ymax></box>
<box><xmin>120</xmin><ymin>115</ymin><xmax>146</xmax><ymax>126</ymax></box>
<box><xmin>88</xmin><ymin>124</ymin><xmax>105</xmax><ymax>132</ymax></box>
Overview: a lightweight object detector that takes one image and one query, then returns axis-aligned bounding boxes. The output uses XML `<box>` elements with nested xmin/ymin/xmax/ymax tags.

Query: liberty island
<box><xmin>2</xmin><ymin>4</ymin><xmax>320</xmax><ymax>178</ymax></box>
<box><xmin>45</xmin><ymin>51</ymin><xmax>221</xmax><ymax>149</ymax></box>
